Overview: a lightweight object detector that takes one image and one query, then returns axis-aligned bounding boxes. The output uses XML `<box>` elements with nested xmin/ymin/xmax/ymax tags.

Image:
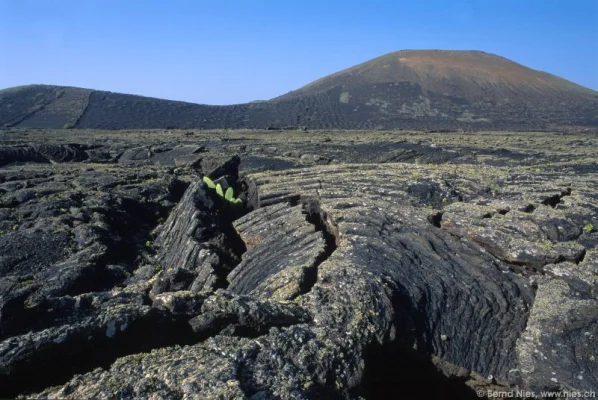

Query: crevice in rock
<box><xmin>467</xmin><ymin>242</ymin><xmax>585</xmax><ymax>275</ymax></box>
<box><xmin>0</xmin><ymin>144</ymin><xmax>95</xmax><ymax>167</ymax></box>
<box><xmin>427</xmin><ymin>212</ymin><xmax>443</xmax><ymax>228</ymax></box>
<box><xmin>499</xmin><ymin>244</ymin><xmax>587</xmax><ymax>271</ymax></box>
<box><xmin>440</xmin><ymin>224</ymin><xmax>586</xmax><ymax>274</ymax></box>
<box><xmin>235</xmin><ymin>352</ymin><xmax>258</xmax><ymax>399</ymax></box>
<box><xmin>205</xmin><ymin>232</ymin><xmax>247</xmax><ymax>291</ymax></box>
<box><xmin>351</xmin><ymin>341</ymin><xmax>481</xmax><ymax>400</ymax></box>
<box><xmin>68</xmin><ymin>197</ymin><xmax>167</xmax><ymax>295</ymax></box>
<box><xmin>188</xmin><ymin>314</ymin><xmax>266</xmax><ymax>339</ymax></box>
<box><xmin>542</xmin><ymin>187</ymin><xmax>572</xmax><ymax>208</ymax></box>
<box><xmin>259</xmin><ymin>192</ymin><xmax>301</xmax><ymax>207</ymax></box>
<box><xmin>576</xmin><ymin>248</ymin><xmax>587</xmax><ymax>264</ymax></box>
<box><xmin>436</xmin><ymin>229</ymin><xmax>540</xmax><ymax>275</ymax></box>
<box><xmin>496</xmin><ymin>258</ymin><xmax>547</xmax><ymax>276</ymax></box>
<box><xmin>167</xmin><ymin>178</ymin><xmax>190</xmax><ymax>203</ymax></box>
<box><xmin>4</xmin><ymin>309</ymin><xmax>200</xmax><ymax>398</ymax></box>
<box><xmin>105</xmin><ymin>198</ymin><xmax>160</xmax><ymax>263</ymax></box>
<box><xmin>154</xmin><ymin>172</ymin><xmax>250</xmax><ymax>291</ymax></box>
<box><xmin>197</xmin><ymin>195</ymin><xmax>251</xmax><ymax>291</ymax></box>
<box><xmin>298</xmin><ymin>198</ymin><xmax>339</xmax><ymax>296</ymax></box>
<box><xmin>189</xmin><ymin>317</ymin><xmax>280</xmax><ymax>340</ymax></box>
<box><xmin>298</xmin><ymin>262</ymin><xmax>319</xmax><ymax>297</ymax></box>
<box><xmin>157</xmin><ymin>185</ymin><xmax>248</xmax><ymax>293</ymax></box>
<box><xmin>151</xmin><ymin>158</ymin><xmax>258</xmax><ymax>297</ymax></box>
<box><xmin>187</xmin><ymin>291</ymin><xmax>312</xmax><ymax>341</ymax></box>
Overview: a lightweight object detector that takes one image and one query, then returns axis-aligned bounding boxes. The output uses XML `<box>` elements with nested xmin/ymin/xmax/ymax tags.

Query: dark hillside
<box><xmin>2</xmin><ymin>50</ymin><xmax>597</xmax><ymax>130</ymax></box>
<box><xmin>275</xmin><ymin>50</ymin><xmax>598</xmax><ymax>129</ymax></box>
<box><xmin>76</xmin><ymin>90</ymin><xmax>249</xmax><ymax>130</ymax></box>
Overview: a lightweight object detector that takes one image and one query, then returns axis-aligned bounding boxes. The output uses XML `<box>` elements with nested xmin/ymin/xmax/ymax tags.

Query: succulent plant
<box><xmin>202</xmin><ymin>176</ymin><xmax>216</xmax><ymax>189</ymax></box>
<box><xmin>202</xmin><ymin>176</ymin><xmax>243</xmax><ymax>207</ymax></box>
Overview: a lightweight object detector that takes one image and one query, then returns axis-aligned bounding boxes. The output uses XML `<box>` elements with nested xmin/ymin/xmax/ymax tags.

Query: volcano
<box><xmin>2</xmin><ymin>50</ymin><xmax>597</xmax><ymax>130</ymax></box>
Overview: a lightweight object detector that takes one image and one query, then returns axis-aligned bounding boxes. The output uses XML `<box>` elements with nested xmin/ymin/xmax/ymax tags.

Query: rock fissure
<box><xmin>352</xmin><ymin>341</ymin><xmax>489</xmax><ymax>399</ymax></box>
<box><xmin>298</xmin><ymin>198</ymin><xmax>339</xmax><ymax>297</ymax></box>
<box><xmin>541</xmin><ymin>187</ymin><xmax>572</xmax><ymax>208</ymax></box>
<box><xmin>0</xmin><ymin>300</ymin><xmax>201</xmax><ymax>397</ymax></box>
<box><xmin>151</xmin><ymin>155</ymin><xmax>251</xmax><ymax>295</ymax></box>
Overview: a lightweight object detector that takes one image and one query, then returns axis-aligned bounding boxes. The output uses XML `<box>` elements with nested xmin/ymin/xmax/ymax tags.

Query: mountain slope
<box><xmin>279</xmin><ymin>50</ymin><xmax>596</xmax><ymax>99</ymax></box>
<box><xmin>274</xmin><ymin>50</ymin><xmax>598</xmax><ymax>129</ymax></box>
<box><xmin>0</xmin><ymin>85</ymin><xmax>91</xmax><ymax>129</ymax></box>
<box><xmin>2</xmin><ymin>50</ymin><xmax>597</xmax><ymax>130</ymax></box>
<box><xmin>0</xmin><ymin>85</ymin><xmax>251</xmax><ymax>130</ymax></box>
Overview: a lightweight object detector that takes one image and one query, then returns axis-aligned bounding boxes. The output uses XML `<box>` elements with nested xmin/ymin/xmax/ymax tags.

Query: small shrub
<box><xmin>584</xmin><ymin>223</ymin><xmax>594</xmax><ymax>233</ymax></box>
<box><xmin>539</xmin><ymin>241</ymin><xmax>553</xmax><ymax>250</ymax></box>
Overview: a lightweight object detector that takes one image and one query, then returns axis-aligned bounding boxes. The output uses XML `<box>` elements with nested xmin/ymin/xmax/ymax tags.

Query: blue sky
<box><xmin>0</xmin><ymin>0</ymin><xmax>596</xmax><ymax>105</ymax></box>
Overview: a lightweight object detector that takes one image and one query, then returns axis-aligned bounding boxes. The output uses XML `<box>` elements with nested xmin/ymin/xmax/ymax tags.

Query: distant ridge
<box><xmin>2</xmin><ymin>50</ymin><xmax>597</xmax><ymax>130</ymax></box>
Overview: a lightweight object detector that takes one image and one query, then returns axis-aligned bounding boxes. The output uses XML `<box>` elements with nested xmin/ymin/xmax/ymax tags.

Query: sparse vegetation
<box><xmin>203</xmin><ymin>176</ymin><xmax>243</xmax><ymax>206</ymax></box>
<box><xmin>584</xmin><ymin>223</ymin><xmax>594</xmax><ymax>233</ymax></box>
<box><xmin>539</xmin><ymin>241</ymin><xmax>553</xmax><ymax>250</ymax></box>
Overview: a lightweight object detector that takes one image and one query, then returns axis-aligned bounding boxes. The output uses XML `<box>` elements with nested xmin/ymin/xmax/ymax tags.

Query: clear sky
<box><xmin>1</xmin><ymin>0</ymin><xmax>597</xmax><ymax>105</ymax></box>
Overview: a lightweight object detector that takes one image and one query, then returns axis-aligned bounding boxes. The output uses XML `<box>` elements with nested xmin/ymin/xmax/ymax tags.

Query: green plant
<box><xmin>584</xmin><ymin>223</ymin><xmax>594</xmax><ymax>233</ymax></box>
<box><xmin>203</xmin><ymin>177</ymin><xmax>243</xmax><ymax>207</ymax></box>
<box><xmin>202</xmin><ymin>176</ymin><xmax>216</xmax><ymax>189</ymax></box>
<box><xmin>218</xmin><ymin>185</ymin><xmax>242</xmax><ymax>206</ymax></box>
<box><xmin>539</xmin><ymin>241</ymin><xmax>553</xmax><ymax>250</ymax></box>
<box><xmin>225</xmin><ymin>187</ymin><xmax>234</xmax><ymax>201</ymax></box>
<box><xmin>216</xmin><ymin>183</ymin><xmax>224</xmax><ymax>197</ymax></box>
